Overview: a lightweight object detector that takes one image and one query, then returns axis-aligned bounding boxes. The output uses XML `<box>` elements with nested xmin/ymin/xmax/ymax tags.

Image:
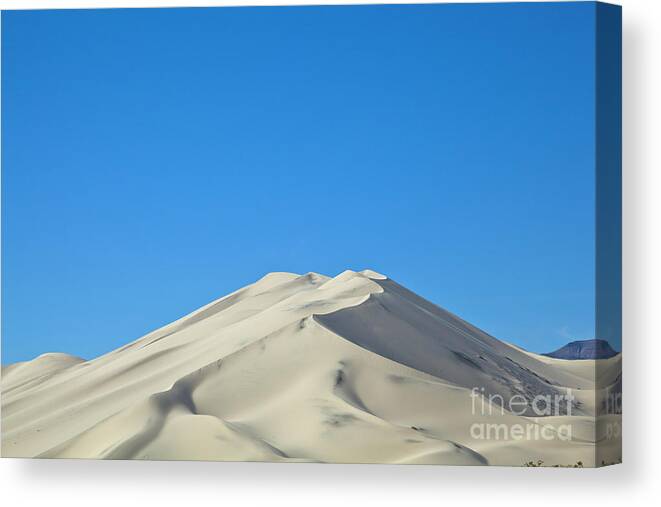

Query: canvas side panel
<box><xmin>595</xmin><ymin>1</ymin><xmax>622</xmax><ymax>467</ymax></box>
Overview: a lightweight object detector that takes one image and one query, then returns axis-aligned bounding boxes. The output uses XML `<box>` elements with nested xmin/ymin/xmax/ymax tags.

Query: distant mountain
<box><xmin>543</xmin><ymin>339</ymin><xmax>619</xmax><ymax>360</ymax></box>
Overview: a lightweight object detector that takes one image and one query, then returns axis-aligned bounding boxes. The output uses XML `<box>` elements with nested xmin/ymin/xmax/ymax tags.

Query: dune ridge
<box><xmin>1</xmin><ymin>270</ymin><xmax>621</xmax><ymax>465</ymax></box>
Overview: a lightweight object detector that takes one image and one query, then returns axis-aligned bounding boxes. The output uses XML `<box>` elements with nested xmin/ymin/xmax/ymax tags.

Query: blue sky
<box><xmin>2</xmin><ymin>3</ymin><xmax>604</xmax><ymax>363</ymax></box>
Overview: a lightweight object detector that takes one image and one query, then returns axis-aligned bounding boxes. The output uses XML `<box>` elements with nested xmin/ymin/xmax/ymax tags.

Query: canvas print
<box><xmin>1</xmin><ymin>2</ymin><xmax>621</xmax><ymax>466</ymax></box>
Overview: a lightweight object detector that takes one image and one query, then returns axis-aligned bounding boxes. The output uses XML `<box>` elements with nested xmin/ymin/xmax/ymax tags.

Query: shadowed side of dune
<box><xmin>315</xmin><ymin>278</ymin><xmax>575</xmax><ymax>416</ymax></box>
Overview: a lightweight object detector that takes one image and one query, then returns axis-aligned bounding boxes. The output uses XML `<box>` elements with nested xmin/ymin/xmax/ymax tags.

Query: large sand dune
<box><xmin>1</xmin><ymin>270</ymin><xmax>621</xmax><ymax>465</ymax></box>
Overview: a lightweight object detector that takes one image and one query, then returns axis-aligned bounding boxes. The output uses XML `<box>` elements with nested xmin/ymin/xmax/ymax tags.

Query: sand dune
<box><xmin>1</xmin><ymin>270</ymin><xmax>621</xmax><ymax>465</ymax></box>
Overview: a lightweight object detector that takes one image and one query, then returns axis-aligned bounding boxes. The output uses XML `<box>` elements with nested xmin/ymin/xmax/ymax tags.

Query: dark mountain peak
<box><xmin>543</xmin><ymin>339</ymin><xmax>619</xmax><ymax>360</ymax></box>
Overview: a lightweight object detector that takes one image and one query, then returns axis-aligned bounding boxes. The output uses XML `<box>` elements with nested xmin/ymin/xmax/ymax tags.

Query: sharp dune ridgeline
<box><xmin>1</xmin><ymin>270</ymin><xmax>621</xmax><ymax>465</ymax></box>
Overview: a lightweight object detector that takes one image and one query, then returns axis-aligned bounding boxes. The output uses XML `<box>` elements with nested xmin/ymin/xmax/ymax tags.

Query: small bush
<box><xmin>523</xmin><ymin>460</ymin><xmax>584</xmax><ymax>468</ymax></box>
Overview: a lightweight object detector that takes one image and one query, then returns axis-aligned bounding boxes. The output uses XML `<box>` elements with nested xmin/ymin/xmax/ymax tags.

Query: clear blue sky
<box><xmin>2</xmin><ymin>3</ymin><xmax>604</xmax><ymax>364</ymax></box>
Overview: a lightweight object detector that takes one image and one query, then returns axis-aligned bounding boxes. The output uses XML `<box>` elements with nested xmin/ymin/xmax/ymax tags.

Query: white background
<box><xmin>0</xmin><ymin>0</ymin><xmax>659</xmax><ymax>504</ymax></box>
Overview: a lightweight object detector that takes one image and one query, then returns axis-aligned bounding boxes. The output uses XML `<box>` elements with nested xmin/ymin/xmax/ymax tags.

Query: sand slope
<box><xmin>1</xmin><ymin>270</ymin><xmax>621</xmax><ymax>465</ymax></box>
